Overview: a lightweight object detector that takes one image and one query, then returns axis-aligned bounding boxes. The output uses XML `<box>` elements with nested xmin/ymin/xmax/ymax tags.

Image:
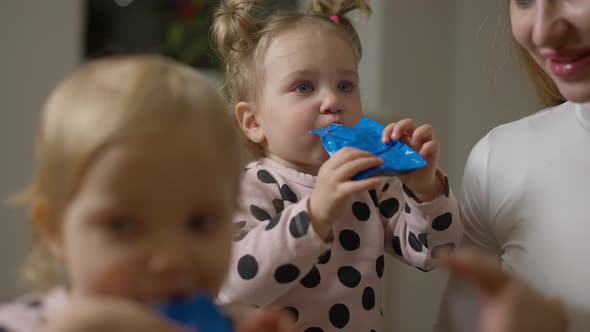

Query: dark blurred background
<box><xmin>85</xmin><ymin>0</ymin><xmax>296</xmax><ymax>68</ymax></box>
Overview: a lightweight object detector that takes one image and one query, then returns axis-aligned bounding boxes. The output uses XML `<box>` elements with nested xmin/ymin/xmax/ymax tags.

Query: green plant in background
<box><xmin>86</xmin><ymin>0</ymin><xmax>294</xmax><ymax>67</ymax></box>
<box><xmin>163</xmin><ymin>0</ymin><xmax>217</xmax><ymax>68</ymax></box>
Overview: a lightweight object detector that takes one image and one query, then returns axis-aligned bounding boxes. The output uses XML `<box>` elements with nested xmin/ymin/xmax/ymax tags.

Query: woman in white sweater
<box><xmin>437</xmin><ymin>1</ymin><xmax>590</xmax><ymax>331</ymax></box>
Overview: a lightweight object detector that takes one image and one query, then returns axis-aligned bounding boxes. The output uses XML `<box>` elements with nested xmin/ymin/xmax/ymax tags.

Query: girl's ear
<box><xmin>31</xmin><ymin>198</ymin><xmax>65</xmax><ymax>261</ymax></box>
<box><xmin>235</xmin><ymin>102</ymin><xmax>265</xmax><ymax>144</ymax></box>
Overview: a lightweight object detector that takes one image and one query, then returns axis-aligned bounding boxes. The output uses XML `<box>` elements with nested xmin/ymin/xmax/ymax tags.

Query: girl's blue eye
<box><xmin>295</xmin><ymin>83</ymin><xmax>313</xmax><ymax>94</ymax></box>
<box><xmin>513</xmin><ymin>0</ymin><xmax>533</xmax><ymax>8</ymax></box>
<box><xmin>338</xmin><ymin>81</ymin><xmax>353</xmax><ymax>93</ymax></box>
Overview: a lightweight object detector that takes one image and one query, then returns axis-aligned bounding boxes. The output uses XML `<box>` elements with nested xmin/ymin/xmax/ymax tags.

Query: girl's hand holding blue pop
<box><xmin>382</xmin><ymin>119</ymin><xmax>444</xmax><ymax>202</ymax></box>
<box><xmin>309</xmin><ymin>147</ymin><xmax>383</xmax><ymax>241</ymax></box>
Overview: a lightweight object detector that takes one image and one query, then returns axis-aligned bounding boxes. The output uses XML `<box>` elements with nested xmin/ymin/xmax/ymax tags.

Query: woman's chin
<box><xmin>554</xmin><ymin>79</ymin><xmax>590</xmax><ymax>103</ymax></box>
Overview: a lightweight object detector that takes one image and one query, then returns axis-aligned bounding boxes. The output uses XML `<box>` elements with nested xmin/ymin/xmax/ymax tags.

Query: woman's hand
<box><xmin>223</xmin><ymin>303</ymin><xmax>295</xmax><ymax>332</ymax></box>
<box><xmin>440</xmin><ymin>250</ymin><xmax>568</xmax><ymax>332</ymax></box>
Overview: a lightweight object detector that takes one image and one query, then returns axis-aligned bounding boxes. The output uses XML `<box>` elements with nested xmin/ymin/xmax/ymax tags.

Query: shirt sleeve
<box><xmin>434</xmin><ymin>132</ymin><xmax>508</xmax><ymax>332</ymax></box>
<box><xmin>0</xmin><ymin>295</ymin><xmax>46</xmax><ymax>332</ymax></box>
<box><xmin>433</xmin><ymin>236</ymin><xmax>484</xmax><ymax>332</ymax></box>
<box><xmin>218</xmin><ymin>167</ymin><xmax>329</xmax><ymax>306</ymax></box>
<box><xmin>381</xmin><ymin>169</ymin><xmax>463</xmax><ymax>271</ymax></box>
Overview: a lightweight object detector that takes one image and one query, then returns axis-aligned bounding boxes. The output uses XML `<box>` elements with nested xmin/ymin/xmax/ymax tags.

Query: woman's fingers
<box><xmin>439</xmin><ymin>250</ymin><xmax>509</xmax><ymax>295</ymax></box>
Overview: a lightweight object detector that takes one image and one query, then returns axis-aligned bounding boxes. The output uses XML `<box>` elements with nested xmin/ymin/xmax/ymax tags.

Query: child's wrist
<box><xmin>310</xmin><ymin>217</ymin><xmax>333</xmax><ymax>243</ymax></box>
<box><xmin>406</xmin><ymin>171</ymin><xmax>444</xmax><ymax>203</ymax></box>
<box><xmin>307</xmin><ymin>197</ymin><xmax>333</xmax><ymax>243</ymax></box>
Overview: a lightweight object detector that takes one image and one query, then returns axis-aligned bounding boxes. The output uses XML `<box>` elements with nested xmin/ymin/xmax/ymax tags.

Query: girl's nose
<box><xmin>148</xmin><ymin>241</ymin><xmax>190</xmax><ymax>276</ymax></box>
<box><xmin>320</xmin><ymin>93</ymin><xmax>342</xmax><ymax>114</ymax></box>
<box><xmin>532</xmin><ymin>2</ymin><xmax>570</xmax><ymax>48</ymax></box>
<box><xmin>322</xmin><ymin>107</ymin><xmax>343</xmax><ymax>114</ymax></box>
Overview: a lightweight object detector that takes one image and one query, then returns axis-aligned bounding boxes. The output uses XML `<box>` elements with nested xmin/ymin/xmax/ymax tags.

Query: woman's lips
<box><xmin>543</xmin><ymin>48</ymin><xmax>590</xmax><ymax>78</ymax></box>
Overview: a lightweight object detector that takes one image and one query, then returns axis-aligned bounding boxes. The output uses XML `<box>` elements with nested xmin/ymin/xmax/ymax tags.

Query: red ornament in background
<box><xmin>86</xmin><ymin>0</ymin><xmax>296</xmax><ymax>68</ymax></box>
<box><xmin>178</xmin><ymin>0</ymin><xmax>201</xmax><ymax>22</ymax></box>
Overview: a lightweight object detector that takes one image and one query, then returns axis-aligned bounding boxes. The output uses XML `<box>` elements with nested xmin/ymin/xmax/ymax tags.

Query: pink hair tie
<box><xmin>330</xmin><ymin>15</ymin><xmax>340</xmax><ymax>24</ymax></box>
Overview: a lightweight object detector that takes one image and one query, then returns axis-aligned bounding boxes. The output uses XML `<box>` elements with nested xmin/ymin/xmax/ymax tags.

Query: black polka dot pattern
<box><xmin>238</xmin><ymin>166</ymin><xmax>456</xmax><ymax>330</ymax></box>
<box><xmin>339</xmin><ymin>229</ymin><xmax>360</xmax><ymax>251</ymax></box>
<box><xmin>250</xmin><ymin>205</ymin><xmax>271</xmax><ymax>221</ymax></box>
<box><xmin>265</xmin><ymin>212</ymin><xmax>282</xmax><ymax>231</ymax></box>
<box><xmin>352</xmin><ymin>201</ymin><xmax>371</xmax><ymax>221</ymax></box>
<box><xmin>432</xmin><ymin>212</ymin><xmax>453</xmax><ymax>231</ymax></box>
<box><xmin>368</xmin><ymin>189</ymin><xmax>379</xmax><ymax>207</ymax></box>
<box><xmin>418</xmin><ymin>233</ymin><xmax>428</xmax><ymax>248</ymax></box>
<box><xmin>283</xmin><ymin>307</ymin><xmax>299</xmax><ymax>321</ymax></box>
<box><xmin>376</xmin><ymin>255</ymin><xmax>384</xmax><ymax>278</ymax></box>
<box><xmin>299</xmin><ymin>266</ymin><xmax>321</xmax><ymax>288</ymax></box>
<box><xmin>257</xmin><ymin>170</ymin><xmax>277</xmax><ymax>184</ymax></box>
<box><xmin>273</xmin><ymin>199</ymin><xmax>284</xmax><ymax>213</ymax></box>
<box><xmin>392</xmin><ymin>236</ymin><xmax>403</xmax><ymax>256</ymax></box>
<box><xmin>233</xmin><ymin>232</ymin><xmax>247</xmax><ymax>241</ymax></box>
<box><xmin>408</xmin><ymin>232</ymin><xmax>423</xmax><ymax>252</ymax></box>
<box><xmin>274</xmin><ymin>264</ymin><xmax>300</xmax><ymax>284</ymax></box>
<box><xmin>379</xmin><ymin>198</ymin><xmax>400</xmax><ymax>218</ymax></box>
<box><xmin>362</xmin><ymin>287</ymin><xmax>376</xmax><ymax>310</ymax></box>
<box><xmin>289</xmin><ymin>211</ymin><xmax>310</xmax><ymax>238</ymax></box>
<box><xmin>234</xmin><ymin>220</ymin><xmax>246</xmax><ymax>229</ymax></box>
<box><xmin>402</xmin><ymin>184</ymin><xmax>416</xmax><ymax>199</ymax></box>
<box><xmin>432</xmin><ymin>243</ymin><xmax>456</xmax><ymax>258</ymax></box>
<box><xmin>416</xmin><ymin>266</ymin><xmax>433</xmax><ymax>272</ymax></box>
<box><xmin>317</xmin><ymin>249</ymin><xmax>331</xmax><ymax>264</ymax></box>
<box><xmin>304</xmin><ymin>328</ymin><xmax>324</xmax><ymax>332</ymax></box>
<box><xmin>329</xmin><ymin>304</ymin><xmax>350</xmax><ymax>328</ymax></box>
<box><xmin>237</xmin><ymin>255</ymin><xmax>258</xmax><ymax>280</ymax></box>
<box><xmin>0</xmin><ymin>326</ymin><xmax>9</xmax><ymax>332</ymax></box>
<box><xmin>337</xmin><ymin>266</ymin><xmax>361</xmax><ymax>288</ymax></box>
<box><xmin>281</xmin><ymin>184</ymin><xmax>298</xmax><ymax>203</ymax></box>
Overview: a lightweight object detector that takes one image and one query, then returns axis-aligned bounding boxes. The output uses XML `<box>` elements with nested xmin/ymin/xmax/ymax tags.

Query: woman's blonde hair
<box><xmin>16</xmin><ymin>55</ymin><xmax>242</xmax><ymax>289</ymax></box>
<box><xmin>210</xmin><ymin>0</ymin><xmax>371</xmax><ymax>160</ymax></box>
<box><xmin>515</xmin><ymin>44</ymin><xmax>566</xmax><ymax>108</ymax></box>
<box><xmin>504</xmin><ymin>0</ymin><xmax>565</xmax><ymax>108</ymax></box>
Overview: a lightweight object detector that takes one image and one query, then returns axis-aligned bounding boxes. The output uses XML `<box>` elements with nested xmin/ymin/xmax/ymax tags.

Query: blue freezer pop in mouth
<box><xmin>310</xmin><ymin>117</ymin><xmax>427</xmax><ymax>180</ymax></box>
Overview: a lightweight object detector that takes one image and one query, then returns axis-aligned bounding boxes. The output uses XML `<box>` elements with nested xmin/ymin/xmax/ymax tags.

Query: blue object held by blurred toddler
<box><xmin>156</xmin><ymin>293</ymin><xmax>233</xmax><ymax>332</ymax></box>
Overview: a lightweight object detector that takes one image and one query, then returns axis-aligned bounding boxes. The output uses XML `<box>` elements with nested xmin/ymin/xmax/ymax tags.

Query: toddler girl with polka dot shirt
<box><xmin>211</xmin><ymin>0</ymin><xmax>464</xmax><ymax>331</ymax></box>
<box><xmin>0</xmin><ymin>55</ymin><xmax>294</xmax><ymax>332</ymax></box>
